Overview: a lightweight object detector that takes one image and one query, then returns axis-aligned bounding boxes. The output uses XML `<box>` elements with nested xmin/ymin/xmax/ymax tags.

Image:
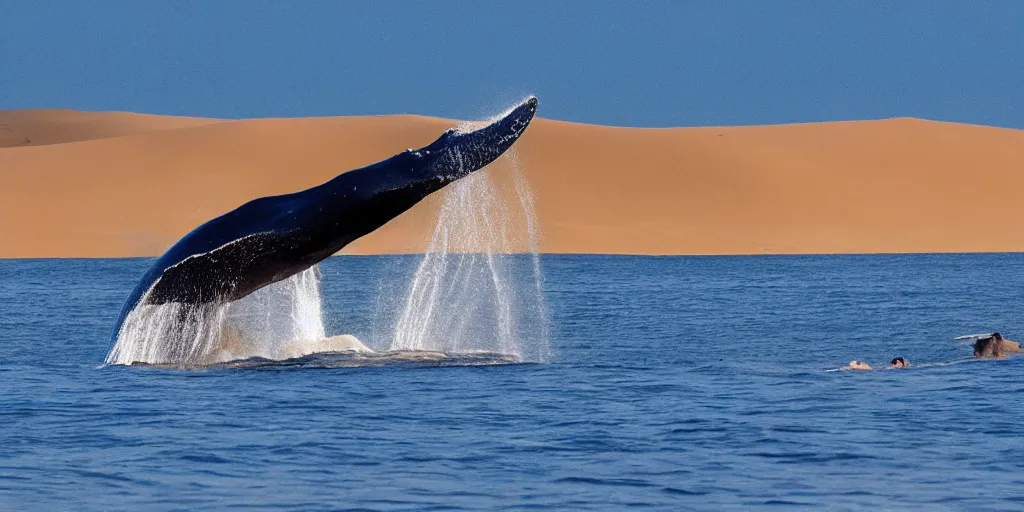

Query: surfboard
<box><xmin>954</xmin><ymin>333</ymin><xmax>994</xmax><ymax>341</ymax></box>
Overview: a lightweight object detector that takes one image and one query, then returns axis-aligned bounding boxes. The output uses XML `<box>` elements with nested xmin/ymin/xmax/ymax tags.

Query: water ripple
<box><xmin>4</xmin><ymin>254</ymin><xmax>1024</xmax><ymax>510</ymax></box>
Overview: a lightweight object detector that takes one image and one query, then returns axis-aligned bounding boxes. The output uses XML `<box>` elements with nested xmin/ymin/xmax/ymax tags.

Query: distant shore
<box><xmin>2</xmin><ymin>109</ymin><xmax>1024</xmax><ymax>258</ymax></box>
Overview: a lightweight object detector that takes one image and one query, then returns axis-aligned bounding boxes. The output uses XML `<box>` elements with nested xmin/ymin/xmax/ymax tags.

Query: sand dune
<box><xmin>0</xmin><ymin>109</ymin><xmax>219</xmax><ymax>147</ymax></box>
<box><xmin>1</xmin><ymin>109</ymin><xmax>1023</xmax><ymax>258</ymax></box>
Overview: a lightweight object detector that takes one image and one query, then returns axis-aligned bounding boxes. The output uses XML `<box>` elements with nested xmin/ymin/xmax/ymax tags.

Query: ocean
<box><xmin>2</xmin><ymin>254</ymin><xmax>1024</xmax><ymax>511</ymax></box>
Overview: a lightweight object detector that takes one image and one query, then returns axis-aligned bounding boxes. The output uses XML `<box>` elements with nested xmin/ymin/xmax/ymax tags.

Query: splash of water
<box><xmin>509</xmin><ymin>151</ymin><xmax>552</xmax><ymax>363</ymax></box>
<box><xmin>389</xmin><ymin>149</ymin><xmax>550</xmax><ymax>362</ymax></box>
<box><xmin>105</xmin><ymin>266</ymin><xmax>327</xmax><ymax>367</ymax></box>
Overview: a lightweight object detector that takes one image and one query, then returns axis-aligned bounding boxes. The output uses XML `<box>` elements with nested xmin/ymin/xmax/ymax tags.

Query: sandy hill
<box><xmin>0</xmin><ymin>109</ymin><xmax>219</xmax><ymax>147</ymax></box>
<box><xmin>1</xmin><ymin>109</ymin><xmax>1023</xmax><ymax>258</ymax></box>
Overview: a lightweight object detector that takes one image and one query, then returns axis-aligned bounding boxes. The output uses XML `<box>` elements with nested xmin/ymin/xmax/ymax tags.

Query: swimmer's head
<box><xmin>975</xmin><ymin>336</ymin><xmax>996</xmax><ymax>358</ymax></box>
<box><xmin>889</xmin><ymin>357</ymin><xmax>907</xmax><ymax>368</ymax></box>
<box><xmin>975</xmin><ymin>333</ymin><xmax>1005</xmax><ymax>358</ymax></box>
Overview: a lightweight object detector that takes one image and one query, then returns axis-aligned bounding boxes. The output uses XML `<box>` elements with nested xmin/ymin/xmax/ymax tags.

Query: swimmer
<box><xmin>845</xmin><ymin>357</ymin><xmax>908</xmax><ymax>371</ymax></box>
<box><xmin>972</xmin><ymin>332</ymin><xmax>1024</xmax><ymax>359</ymax></box>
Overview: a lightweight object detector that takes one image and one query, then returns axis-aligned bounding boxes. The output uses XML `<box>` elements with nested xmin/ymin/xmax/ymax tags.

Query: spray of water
<box><xmin>389</xmin><ymin>149</ymin><xmax>550</xmax><ymax>362</ymax></box>
<box><xmin>508</xmin><ymin>151</ymin><xmax>552</xmax><ymax>363</ymax></box>
<box><xmin>105</xmin><ymin>266</ymin><xmax>327</xmax><ymax>366</ymax></box>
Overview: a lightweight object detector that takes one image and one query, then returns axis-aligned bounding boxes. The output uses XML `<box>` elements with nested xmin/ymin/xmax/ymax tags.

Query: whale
<box><xmin>110</xmin><ymin>97</ymin><xmax>538</xmax><ymax>346</ymax></box>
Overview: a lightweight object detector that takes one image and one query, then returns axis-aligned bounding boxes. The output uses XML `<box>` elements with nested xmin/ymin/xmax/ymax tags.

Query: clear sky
<box><xmin>1</xmin><ymin>1</ymin><xmax>1021</xmax><ymax>128</ymax></box>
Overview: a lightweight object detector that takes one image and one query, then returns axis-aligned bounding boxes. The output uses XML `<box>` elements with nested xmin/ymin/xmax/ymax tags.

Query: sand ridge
<box><xmin>1</xmin><ymin>109</ymin><xmax>1023</xmax><ymax>258</ymax></box>
<box><xmin>0</xmin><ymin>109</ymin><xmax>221</xmax><ymax>147</ymax></box>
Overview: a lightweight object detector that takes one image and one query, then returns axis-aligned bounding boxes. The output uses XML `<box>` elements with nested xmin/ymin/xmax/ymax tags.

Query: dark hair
<box><xmin>890</xmin><ymin>357</ymin><xmax>906</xmax><ymax>366</ymax></box>
<box><xmin>975</xmin><ymin>337</ymin><xmax>997</xmax><ymax>358</ymax></box>
<box><xmin>993</xmin><ymin>332</ymin><xmax>1003</xmax><ymax>340</ymax></box>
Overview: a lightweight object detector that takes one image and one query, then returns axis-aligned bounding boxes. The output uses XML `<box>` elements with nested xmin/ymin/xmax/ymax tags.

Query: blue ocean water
<box><xmin>2</xmin><ymin>254</ymin><xmax>1024</xmax><ymax>511</ymax></box>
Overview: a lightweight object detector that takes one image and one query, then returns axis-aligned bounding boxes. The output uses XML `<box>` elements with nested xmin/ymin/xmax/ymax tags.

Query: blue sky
<box><xmin>1</xmin><ymin>1</ymin><xmax>1021</xmax><ymax>128</ymax></box>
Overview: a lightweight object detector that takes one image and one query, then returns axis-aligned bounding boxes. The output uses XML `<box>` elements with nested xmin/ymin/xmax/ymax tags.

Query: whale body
<box><xmin>110</xmin><ymin>97</ymin><xmax>538</xmax><ymax>345</ymax></box>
